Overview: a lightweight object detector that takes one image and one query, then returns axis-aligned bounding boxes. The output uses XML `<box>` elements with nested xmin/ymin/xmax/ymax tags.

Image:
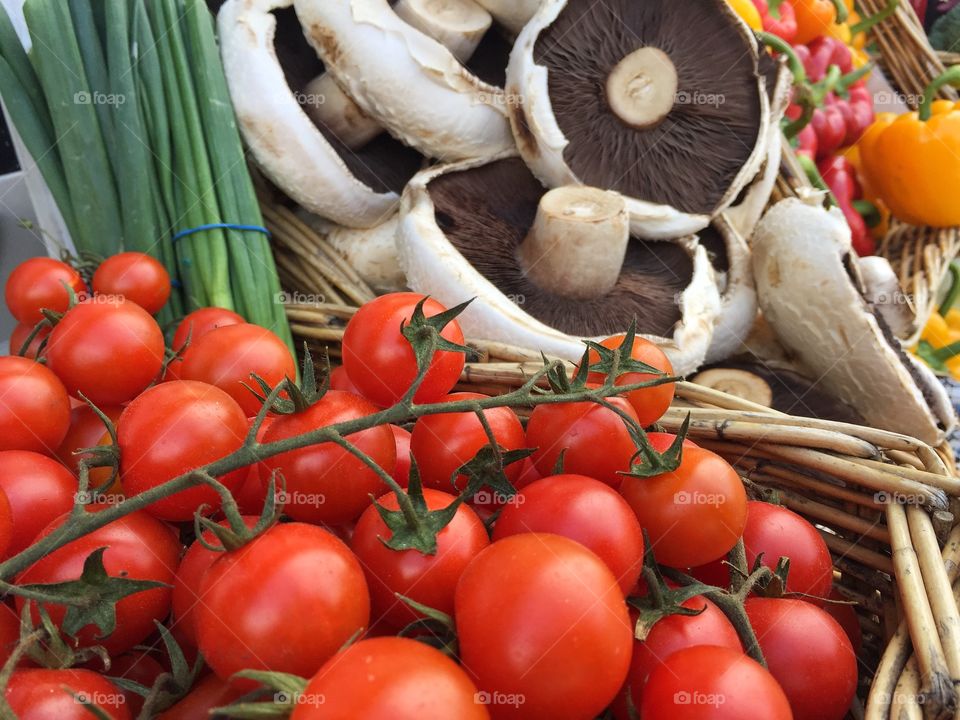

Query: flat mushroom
<box><xmin>398</xmin><ymin>153</ymin><xmax>722</xmax><ymax>375</ymax></box>
<box><xmin>218</xmin><ymin>0</ymin><xmax>422</xmax><ymax>228</ymax></box>
<box><xmin>506</xmin><ymin>0</ymin><xmax>773</xmax><ymax>239</ymax></box>
<box><xmin>752</xmin><ymin>197</ymin><xmax>957</xmax><ymax>444</ymax></box>
<box><xmin>473</xmin><ymin>0</ymin><xmax>542</xmax><ymax>35</ymax></box>
<box><xmin>293</xmin><ymin>0</ymin><xmax>515</xmax><ymax>160</ymax></box>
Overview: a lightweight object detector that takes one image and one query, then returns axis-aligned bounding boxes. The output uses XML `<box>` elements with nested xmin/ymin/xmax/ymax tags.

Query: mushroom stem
<box><xmin>301</xmin><ymin>75</ymin><xmax>382</xmax><ymax>150</ymax></box>
<box><xmin>472</xmin><ymin>0</ymin><xmax>541</xmax><ymax>35</ymax></box>
<box><xmin>518</xmin><ymin>187</ymin><xmax>629</xmax><ymax>300</ymax></box>
<box><xmin>606</xmin><ymin>46</ymin><xmax>678</xmax><ymax>129</ymax></box>
<box><xmin>302</xmin><ymin>0</ymin><xmax>491</xmax><ymax>149</ymax></box>
<box><xmin>394</xmin><ymin>0</ymin><xmax>493</xmax><ymax>62</ymax></box>
<box><xmin>691</xmin><ymin>369</ymin><xmax>774</xmax><ymax>407</ymax></box>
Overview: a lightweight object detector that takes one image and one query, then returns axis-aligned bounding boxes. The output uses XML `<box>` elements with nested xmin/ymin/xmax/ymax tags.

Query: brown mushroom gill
<box><xmin>702</xmin><ymin>361</ymin><xmax>864</xmax><ymax>424</ymax></box>
<box><xmin>533</xmin><ymin>0</ymin><xmax>763</xmax><ymax>215</ymax></box>
<box><xmin>427</xmin><ymin>157</ymin><xmax>691</xmax><ymax>338</ymax></box>
<box><xmin>271</xmin><ymin>7</ymin><xmax>423</xmax><ymax>194</ymax></box>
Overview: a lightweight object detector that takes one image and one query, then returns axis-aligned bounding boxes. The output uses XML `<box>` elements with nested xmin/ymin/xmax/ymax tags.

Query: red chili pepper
<box><xmin>793</xmin><ymin>123</ymin><xmax>818</xmax><ymax>159</ymax></box>
<box><xmin>752</xmin><ymin>0</ymin><xmax>799</xmax><ymax>43</ymax></box>
<box><xmin>817</xmin><ymin>155</ymin><xmax>875</xmax><ymax>257</ymax></box>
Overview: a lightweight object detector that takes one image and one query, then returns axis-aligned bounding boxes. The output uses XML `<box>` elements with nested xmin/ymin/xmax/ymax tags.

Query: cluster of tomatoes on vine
<box><xmin>0</xmin><ymin>254</ymin><xmax>861</xmax><ymax>719</ymax></box>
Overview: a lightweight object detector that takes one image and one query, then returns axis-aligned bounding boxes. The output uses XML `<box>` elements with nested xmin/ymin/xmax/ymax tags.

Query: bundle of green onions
<box><xmin>0</xmin><ymin>0</ymin><xmax>292</xmax><ymax>346</ymax></box>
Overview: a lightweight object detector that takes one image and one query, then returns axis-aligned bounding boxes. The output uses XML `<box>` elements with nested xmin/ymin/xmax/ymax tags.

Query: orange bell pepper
<box><xmin>727</xmin><ymin>0</ymin><xmax>764</xmax><ymax>30</ymax></box>
<box><xmin>794</xmin><ymin>0</ymin><xmax>847</xmax><ymax>44</ymax></box>
<box><xmin>860</xmin><ymin>69</ymin><xmax>960</xmax><ymax>227</ymax></box>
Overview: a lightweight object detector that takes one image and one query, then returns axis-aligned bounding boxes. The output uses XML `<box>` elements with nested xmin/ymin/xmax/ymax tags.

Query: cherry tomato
<box><xmin>171</xmin><ymin>516</ymin><xmax>263</xmax><ymax>647</ymax></box>
<box><xmin>6</xmin><ymin>668</ymin><xmax>131</xmax><ymax>719</ymax></box>
<box><xmin>0</xmin><ymin>356</ymin><xmax>71</xmax><ymax>454</ymax></box>
<box><xmin>9</xmin><ymin>322</ymin><xmax>50</xmax><ymax>359</ymax></box>
<box><xmin>181</xmin><ymin>324</ymin><xmax>296</xmax><ymax>416</ymax></box>
<box><xmin>456</xmin><ymin>533</ymin><xmax>632</xmax><ymax>720</ymax></box>
<box><xmin>411</xmin><ymin>393</ymin><xmax>526</xmax><ymax>492</ymax></box>
<box><xmin>0</xmin><ymin>450</ymin><xmax>77</xmax><ymax>557</ymax></box>
<box><xmin>824</xmin><ymin>589</ymin><xmax>863</xmax><ymax>656</ymax></box>
<box><xmin>389</xmin><ymin>424</ymin><xmax>412</xmax><ymax>487</ymax></box>
<box><xmin>647</xmin><ymin>432</ymin><xmax>698</xmax><ymax>452</ymax></box>
<box><xmin>585</xmin><ymin>334</ymin><xmax>675</xmax><ymax>426</ymax></box>
<box><xmin>746</xmin><ymin>597</ymin><xmax>857</xmax><ymax>720</ymax></box>
<box><xmin>641</xmin><ymin>645</ymin><xmax>792</xmax><ymax>719</ymax></box>
<box><xmin>46</xmin><ymin>299</ymin><xmax>165</xmax><ymax>406</ymax></box>
<box><xmin>156</xmin><ymin>674</ymin><xmax>244</xmax><ymax>720</ymax></box>
<box><xmin>0</xmin><ymin>488</ymin><xmax>13</xmax><ymax>560</ymax></box>
<box><xmin>5</xmin><ymin>258</ymin><xmax>86</xmax><ymax>325</ymax></box>
<box><xmin>92</xmin><ymin>253</ymin><xmax>171</xmax><ymax>315</ymax></box>
<box><xmin>743</xmin><ymin>501</ymin><xmax>833</xmax><ymax>603</ymax></box>
<box><xmin>493</xmin><ymin>474</ymin><xmax>644</xmax><ymax>594</ymax></box>
<box><xmin>613</xmin><ymin>597</ymin><xmax>742</xmax><ymax>718</ymax></box>
<box><xmin>196</xmin><ymin>523</ymin><xmax>370</xmax><ymax>685</ymax></box>
<box><xmin>172</xmin><ymin>307</ymin><xmax>245</xmax><ymax>353</ymax></box>
<box><xmin>619</xmin><ymin>446</ymin><xmax>747</xmax><ymax>568</ymax></box>
<box><xmin>352</xmin><ymin>488</ymin><xmax>489</xmax><ymax>630</ymax></box>
<box><xmin>15</xmin><ymin>509</ymin><xmax>180</xmax><ymax>655</ymax></box>
<box><xmin>118</xmin><ymin>381</ymin><xmax>248</xmax><ymax>521</ymax></box>
<box><xmin>0</xmin><ymin>603</ymin><xmax>18</xmax><ymax>667</ymax></box>
<box><xmin>329</xmin><ymin>364</ymin><xmax>363</xmax><ymax>395</ymax></box>
<box><xmin>342</xmin><ymin>293</ymin><xmax>466</xmax><ymax>407</ymax></box>
<box><xmin>526</xmin><ymin>397</ymin><xmax>641</xmax><ymax>487</ymax></box>
<box><xmin>110</xmin><ymin>652</ymin><xmax>165</xmax><ymax>716</ymax></box>
<box><xmin>262</xmin><ymin>390</ymin><xmax>395</xmax><ymax>525</ymax></box>
<box><xmin>56</xmin><ymin>404</ymin><xmax>124</xmax><ymax>488</ymax></box>
<box><xmin>291</xmin><ymin>637</ymin><xmax>488</xmax><ymax>719</ymax></box>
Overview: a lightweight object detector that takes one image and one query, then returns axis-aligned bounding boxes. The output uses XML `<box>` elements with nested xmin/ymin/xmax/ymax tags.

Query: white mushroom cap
<box><xmin>397</xmin><ymin>153</ymin><xmax>722</xmax><ymax>375</ymax></box>
<box><xmin>704</xmin><ymin>215</ymin><xmax>758</xmax><ymax>364</ymax></box>
<box><xmin>752</xmin><ymin>197</ymin><xmax>957</xmax><ymax>444</ymax></box>
<box><xmin>293</xmin><ymin>0</ymin><xmax>514</xmax><ymax>160</ymax></box>
<box><xmin>217</xmin><ymin>0</ymin><xmax>399</xmax><ymax>229</ymax></box>
<box><xmin>505</xmin><ymin>0</ymin><xmax>771</xmax><ymax>239</ymax></box>
<box><xmin>472</xmin><ymin>0</ymin><xmax>542</xmax><ymax>35</ymax></box>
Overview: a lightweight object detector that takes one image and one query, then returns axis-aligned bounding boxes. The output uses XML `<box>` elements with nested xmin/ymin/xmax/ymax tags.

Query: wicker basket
<box><xmin>265</xmin><ymin>202</ymin><xmax>960</xmax><ymax>719</ymax></box>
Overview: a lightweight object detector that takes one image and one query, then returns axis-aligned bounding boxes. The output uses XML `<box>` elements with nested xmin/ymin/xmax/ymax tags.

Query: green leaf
<box><xmin>20</xmin><ymin>548</ymin><xmax>169</xmax><ymax>640</ymax></box>
<box><xmin>916</xmin><ymin>340</ymin><xmax>950</xmax><ymax>375</ymax></box>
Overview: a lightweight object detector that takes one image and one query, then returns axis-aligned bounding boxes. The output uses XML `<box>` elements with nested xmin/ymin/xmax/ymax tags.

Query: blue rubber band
<box><xmin>170</xmin><ymin>278</ymin><xmax>183</xmax><ymax>289</ymax></box>
<box><xmin>173</xmin><ymin>223</ymin><xmax>271</xmax><ymax>243</ymax></box>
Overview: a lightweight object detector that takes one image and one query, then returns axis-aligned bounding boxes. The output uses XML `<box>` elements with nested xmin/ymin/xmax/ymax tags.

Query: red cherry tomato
<box><xmin>110</xmin><ymin>652</ymin><xmax>165</xmax><ymax>715</ymax></box>
<box><xmin>45</xmin><ymin>299</ymin><xmax>165</xmax><ymax>406</ymax></box>
<box><xmin>389</xmin><ymin>424</ymin><xmax>412</xmax><ymax>487</ymax></box>
<box><xmin>746</xmin><ymin>597</ymin><xmax>857</xmax><ymax>720</ymax></box>
<box><xmin>290</xmin><ymin>637</ymin><xmax>489</xmax><ymax>719</ymax></box>
<box><xmin>262</xmin><ymin>390</ymin><xmax>395</xmax><ymax>525</ymax></box>
<box><xmin>647</xmin><ymin>432</ymin><xmax>698</xmax><ymax>452</ymax></box>
<box><xmin>5</xmin><ymin>258</ymin><xmax>86</xmax><ymax>325</ymax></box>
<box><xmin>172</xmin><ymin>516</ymin><xmax>263</xmax><ymax>647</ymax></box>
<box><xmin>92</xmin><ymin>253</ymin><xmax>171</xmax><ymax>315</ymax></box>
<box><xmin>15</xmin><ymin>510</ymin><xmax>180</xmax><ymax>655</ymax></box>
<box><xmin>6</xmin><ymin>668</ymin><xmax>131</xmax><ymax>719</ymax></box>
<box><xmin>0</xmin><ymin>356</ymin><xmax>71</xmax><ymax>454</ymax></box>
<box><xmin>229</xmin><ymin>416</ymin><xmax>276</xmax><ymax>516</ymax></box>
<box><xmin>9</xmin><ymin>322</ymin><xmax>50</xmax><ymax>359</ymax></box>
<box><xmin>641</xmin><ymin>645</ymin><xmax>792</xmax><ymax>719</ymax></box>
<box><xmin>118</xmin><ymin>381</ymin><xmax>248</xmax><ymax>521</ymax></box>
<box><xmin>456</xmin><ymin>533</ymin><xmax>632</xmax><ymax>719</ymax></box>
<box><xmin>352</xmin><ymin>488</ymin><xmax>489</xmax><ymax>630</ymax></box>
<box><xmin>526</xmin><ymin>397</ymin><xmax>641</xmax><ymax>487</ymax></box>
<box><xmin>585</xmin><ymin>334</ymin><xmax>675</xmax><ymax>426</ymax></box>
<box><xmin>410</xmin><ymin>393</ymin><xmax>526</xmax><ymax>492</ymax></box>
<box><xmin>619</xmin><ymin>446</ymin><xmax>747</xmax><ymax>568</ymax></box>
<box><xmin>172</xmin><ymin>307</ymin><xmax>246</xmax><ymax>353</ymax></box>
<box><xmin>56</xmin><ymin>403</ymin><xmax>124</xmax><ymax>489</ymax></box>
<box><xmin>156</xmin><ymin>674</ymin><xmax>244</xmax><ymax>720</ymax></box>
<box><xmin>0</xmin><ymin>487</ymin><xmax>13</xmax><ymax>560</ymax></box>
<box><xmin>743</xmin><ymin>501</ymin><xmax>833</xmax><ymax>603</ymax></box>
<box><xmin>0</xmin><ymin>450</ymin><xmax>77</xmax><ymax>557</ymax></box>
<box><xmin>613</xmin><ymin>597</ymin><xmax>742</xmax><ymax>718</ymax></box>
<box><xmin>180</xmin><ymin>324</ymin><xmax>296</xmax><ymax>416</ymax></box>
<box><xmin>329</xmin><ymin>364</ymin><xmax>364</xmax><ymax>396</ymax></box>
<box><xmin>493</xmin><ymin>474</ymin><xmax>644</xmax><ymax>594</ymax></box>
<box><xmin>342</xmin><ymin>293</ymin><xmax>466</xmax><ymax>407</ymax></box>
<box><xmin>196</xmin><ymin>523</ymin><xmax>370</xmax><ymax>686</ymax></box>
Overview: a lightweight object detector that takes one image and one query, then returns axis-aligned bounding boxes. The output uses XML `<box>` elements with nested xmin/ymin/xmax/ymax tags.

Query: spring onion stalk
<box><xmin>22</xmin><ymin>0</ymin><xmax>121</xmax><ymax>258</ymax></box>
<box><xmin>0</xmin><ymin>7</ymin><xmax>51</xmax><ymax>139</ymax></box>
<box><xmin>67</xmin><ymin>0</ymin><xmax>113</xmax><ymax>165</ymax></box>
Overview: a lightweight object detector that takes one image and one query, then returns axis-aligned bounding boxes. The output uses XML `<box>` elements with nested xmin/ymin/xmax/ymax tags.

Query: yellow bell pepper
<box><xmin>727</xmin><ymin>0</ymin><xmax>764</xmax><ymax>30</ymax></box>
<box><xmin>859</xmin><ymin>69</ymin><xmax>960</xmax><ymax>228</ymax></box>
<box><xmin>918</xmin><ymin>312</ymin><xmax>960</xmax><ymax>379</ymax></box>
<box><xmin>946</xmin><ymin>308</ymin><xmax>960</xmax><ymax>331</ymax></box>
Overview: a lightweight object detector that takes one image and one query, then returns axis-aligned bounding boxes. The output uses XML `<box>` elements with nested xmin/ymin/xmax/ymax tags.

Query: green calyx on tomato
<box><xmin>398</xmin><ymin>298</ymin><xmax>475</xmax><ymax>394</ymax></box>
<box><xmin>250</xmin><ymin>344</ymin><xmax>327</xmax><ymax>415</ymax></box>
